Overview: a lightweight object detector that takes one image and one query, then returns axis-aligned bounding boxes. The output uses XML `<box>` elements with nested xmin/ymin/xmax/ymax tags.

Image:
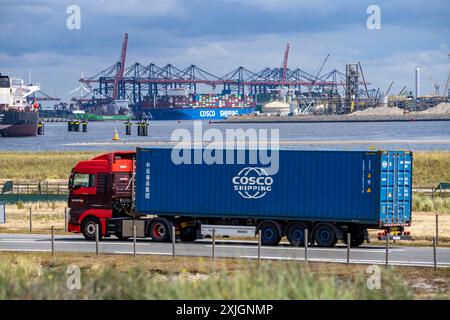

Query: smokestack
<box><xmin>415</xmin><ymin>67</ymin><xmax>420</xmax><ymax>99</ymax></box>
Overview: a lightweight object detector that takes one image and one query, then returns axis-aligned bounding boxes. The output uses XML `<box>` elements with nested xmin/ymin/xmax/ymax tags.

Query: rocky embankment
<box><xmin>221</xmin><ymin>103</ymin><xmax>450</xmax><ymax>123</ymax></box>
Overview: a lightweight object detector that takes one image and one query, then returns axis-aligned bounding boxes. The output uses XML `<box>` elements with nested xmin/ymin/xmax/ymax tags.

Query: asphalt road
<box><xmin>0</xmin><ymin>233</ymin><xmax>449</xmax><ymax>268</ymax></box>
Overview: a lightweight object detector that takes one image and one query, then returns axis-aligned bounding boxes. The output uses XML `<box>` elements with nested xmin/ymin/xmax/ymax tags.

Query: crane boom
<box><xmin>281</xmin><ymin>43</ymin><xmax>290</xmax><ymax>83</ymax></box>
<box><xmin>312</xmin><ymin>54</ymin><xmax>330</xmax><ymax>84</ymax></box>
<box><xmin>444</xmin><ymin>72</ymin><xmax>450</xmax><ymax>98</ymax></box>
<box><xmin>113</xmin><ymin>33</ymin><xmax>129</xmax><ymax>100</ymax></box>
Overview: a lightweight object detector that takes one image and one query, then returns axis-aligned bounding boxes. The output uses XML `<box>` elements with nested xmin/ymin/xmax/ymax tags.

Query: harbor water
<box><xmin>0</xmin><ymin>120</ymin><xmax>449</xmax><ymax>152</ymax></box>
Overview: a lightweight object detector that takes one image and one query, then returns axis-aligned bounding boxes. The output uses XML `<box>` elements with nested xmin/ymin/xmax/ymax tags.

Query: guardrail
<box><xmin>0</xmin><ymin>181</ymin><xmax>68</xmax><ymax>203</ymax></box>
<box><xmin>413</xmin><ymin>187</ymin><xmax>449</xmax><ymax>197</ymax></box>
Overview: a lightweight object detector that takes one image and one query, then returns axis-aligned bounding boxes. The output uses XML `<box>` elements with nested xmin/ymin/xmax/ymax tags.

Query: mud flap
<box><xmin>364</xmin><ymin>228</ymin><xmax>370</xmax><ymax>243</ymax></box>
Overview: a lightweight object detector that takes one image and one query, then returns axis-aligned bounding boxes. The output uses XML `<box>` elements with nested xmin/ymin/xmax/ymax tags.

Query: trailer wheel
<box><xmin>313</xmin><ymin>224</ymin><xmax>337</xmax><ymax>247</ymax></box>
<box><xmin>343</xmin><ymin>228</ymin><xmax>365</xmax><ymax>247</ymax></box>
<box><xmin>286</xmin><ymin>223</ymin><xmax>308</xmax><ymax>246</ymax></box>
<box><xmin>149</xmin><ymin>218</ymin><xmax>171</xmax><ymax>242</ymax></box>
<box><xmin>82</xmin><ymin>217</ymin><xmax>102</xmax><ymax>241</ymax></box>
<box><xmin>258</xmin><ymin>222</ymin><xmax>281</xmax><ymax>246</ymax></box>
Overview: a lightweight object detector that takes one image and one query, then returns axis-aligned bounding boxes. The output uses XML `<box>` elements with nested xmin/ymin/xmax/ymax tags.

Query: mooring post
<box><xmin>258</xmin><ymin>229</ymin><xmax>262</xmax><ymax>263</ymax></box>
<box><xmin>172</xmin><ymin>225</ymin><xmax>176</xmax><ymax>260</ymax></box>
<box><xmin>347</xmin><ymin>233</ymin><xmax>351</xmax><ymax>265</ymax></box>
<box><xmin>304</xmin><ymin>228</ymin><xmax>308</xmax><ymax>263</ymax></box>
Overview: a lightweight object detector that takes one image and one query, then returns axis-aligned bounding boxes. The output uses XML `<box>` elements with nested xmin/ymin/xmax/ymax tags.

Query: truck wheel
<box><xmin>258</xmin><ymin>222</ymin><xmax>281</xmax><ymax>246</ymax></box>
<box><xmin>313</xmin><ymin>224</ymin><xmax>337</xmax><ymax>247</ymax></box>
<box><xmin>149</xmin><ymin>219</ymin><xmax>171</xmax><ymax>242</ymax></box>
<box><xmin>343</xmin><ymin>228</ymin><xmax>365</xmax><ymax>247</ymax></box>
<box><xmin>180</xmin><ymin>227</ymin><xmax>197</xmax><ymax>242</ymax></box>
<box><xmin>82</xmin><ymin>217</ymin><xmax>102</xmax><ymax>241</ymax></box>
<box><xmin>286</xmin><ymin>223</ymin><xmax>308</xmax><ymax>246</ymax></box>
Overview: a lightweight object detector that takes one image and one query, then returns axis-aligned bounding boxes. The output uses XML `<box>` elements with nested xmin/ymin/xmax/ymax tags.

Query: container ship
<box><xmin>0</xmin><ymin>74</ymin><xmax>40</xmax><ymax>137</ymax></box>
<box><xmin>72</xmin><ymin>98</ymin><xmax>133</xmax><ymax>121</ymax></box>
<box><xmin>139</xmin><ymin>91</ymin><xmax>256</xmax><ymax>120</ymax></box>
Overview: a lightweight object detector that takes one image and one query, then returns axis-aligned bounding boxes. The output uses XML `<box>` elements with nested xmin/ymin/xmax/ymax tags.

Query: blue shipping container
<box><xmin>135</xmin><ymin>148</ymin><xmax>412</xmax><ymax>227</ymax></box>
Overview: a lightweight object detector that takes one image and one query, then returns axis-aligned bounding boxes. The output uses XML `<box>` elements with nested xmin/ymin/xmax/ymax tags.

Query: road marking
<box><xmin>0</xmin><ymin>239</ymin><xmax>156</xmax><ymax>246</ymax></box>
<box><xmin>0</xmin><ymin>248</ymin><xmax>50</xmax><ymax>253</ymax></box>
<box><xmin>239</xmin><ymin>255</ymin><xmax>450</xmax><ymax>267</ymax></box>
<box><xmin>113</xmin><ymin>251</ymin><xmax>171</xmax><ymax>255</ymax></box>
<box><xmin>0</xmin><ymin>247</ymin><xmax>448</xmax><ymax>267</ymax></box>
<box><xmin>205</xmin><ymin>244</ymin><xmax>404</xmax><ymax>253</ymax></box>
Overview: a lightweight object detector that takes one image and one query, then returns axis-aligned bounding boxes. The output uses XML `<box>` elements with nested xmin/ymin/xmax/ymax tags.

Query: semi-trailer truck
<box><xmin>67</xmin><ymin>148</ymin><xmax>412</xmax><ymax>247</ymax></box>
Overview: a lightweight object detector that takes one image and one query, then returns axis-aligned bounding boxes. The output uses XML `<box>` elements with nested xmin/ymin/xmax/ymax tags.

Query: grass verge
<box><xmin>2</xmin><ymin>252</ymin><xmax>448</xmax><ymax>299</ymax></box>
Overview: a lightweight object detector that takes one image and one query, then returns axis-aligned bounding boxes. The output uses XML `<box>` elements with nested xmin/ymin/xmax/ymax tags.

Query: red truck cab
<box><xmin>68</xmin><ymin>151</ymin><xmax>135</xmax><ymax>240</ymax></box>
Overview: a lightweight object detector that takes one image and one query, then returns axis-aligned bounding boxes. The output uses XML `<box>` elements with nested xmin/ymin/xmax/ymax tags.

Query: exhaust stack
<box><xmin>415</xmin><ymin>67</ymin><xmax>420</xmax><ymax>99</ymax></box>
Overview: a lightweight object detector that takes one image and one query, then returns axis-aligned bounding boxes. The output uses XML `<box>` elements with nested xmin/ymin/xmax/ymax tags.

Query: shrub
<box><xmin>16</xmin><ymin>201</ymin><xmax>25</xmax><ymax>210</ymax></box>
<box><xmin>0</xmin><ymin>257</ymin><xmax>413</xmax><ymax>300</ymax></box>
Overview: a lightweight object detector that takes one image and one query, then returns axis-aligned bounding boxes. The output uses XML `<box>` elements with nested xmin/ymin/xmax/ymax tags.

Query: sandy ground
<box><xmin>0</xmin><ymin>202</ymin><xmax>67</xmax><ymax>231</ymax></box>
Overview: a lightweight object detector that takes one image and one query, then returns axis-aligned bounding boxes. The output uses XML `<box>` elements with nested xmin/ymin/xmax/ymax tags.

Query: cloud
<box><xmin>85</xmin><ymin>0</ymin><xmax>187</xmax><ymax>17</ymax></box>
<box><xmin>0</xmin><ymin>0</ymin><xmax>448</xmax><ymax>100</ymax></box>
<box><xmin>225</xmin><ymin>0</ymin><xmax>346</xmax><ymax>13</ymax></box>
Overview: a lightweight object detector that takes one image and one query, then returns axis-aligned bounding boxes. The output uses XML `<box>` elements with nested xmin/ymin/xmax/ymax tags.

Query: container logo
<box><xmin>232</xmin><ymin>167</ymin><xmax>273</xmax><ymax>199</ymax></box>
<box><xmin>382</xmin><ymin>160</ymin><xmax>388</xmax><ymax>168</ymax></box>
<box><xmin>199</xmin><ymin>110</ymin><xmax>216</xmax><ymax>118</ymax></box>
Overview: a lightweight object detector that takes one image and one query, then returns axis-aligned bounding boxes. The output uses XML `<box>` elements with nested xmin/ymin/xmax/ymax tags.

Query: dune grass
<box><xmin>413</xmin><ymin>152</ymin><xmax>450</xmax><ymax>187</ymax></box>
<box><xmin>413</xmin><ymin>194</ymin><xmax>450</xmax><ymax>213</ymax></box>
<box><xmin>0</xmin><ymin>252</ymin><xmax>418</xmax><ymax>300</ymax></box>
<box><xmin>0</xmin><ymin>151</ymin><xmax>100</xmax><ymax>180</ymax></box>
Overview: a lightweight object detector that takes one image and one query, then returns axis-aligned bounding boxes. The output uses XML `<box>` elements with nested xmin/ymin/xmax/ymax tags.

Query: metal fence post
<box><xmin>304</xmin><ymin>228</ymin><xmax>308</xmax><ymax>263</ymax></box>
<box><xmin>436</xmin><ymin>214</ymin><xmax>439</xmax><ymax>246</ymax></box>
<box><xmin>347</xmin><ymin>233</ymin><xmax>351</xmax><ymax>265</ymax></box>
<box><xmin>172</xmin><ymin>225</ymin><xmax>176</xmax><ymax>260</ymax></box>
<box><xmin>51</xmin><ymin>226</ymin><xmax>54</xmax><ymax>255</ymax></box>
<box><xmin>212</xmin><ymin>228</ymin><xmax>216</xmax><ymax>261</ymax></box>
<box><xmin>433</xmin><ymin>236</ymin><xmax>437</xmax><ymax>271</ymax></box>
<box><xmin>29</xmin><ymin>207</ymin><xmax>32</xmax><ymax>233</ymax></box>
<box><xmin>258</xmin><ymin>229</ymin><xmax>262</xmax><ymax>263</ymax></box>
<box><xmin>95</xmin><ymin>224</ymin><xmax>99</xmax><ymax>256</ymax></box>
<box><xmin>64</xmin><ymin>208</ymin><xmax>67</xmax><ymax>232</ymax></box>
<box><xmin>385</xmin><ymin>235</ymin><xmax>389</xmax><ymax>269</ymax></box>
<box><xmin>133</xmin><ymin>222</ymin><xmax>137</xmax><ymax>258</ymax></box>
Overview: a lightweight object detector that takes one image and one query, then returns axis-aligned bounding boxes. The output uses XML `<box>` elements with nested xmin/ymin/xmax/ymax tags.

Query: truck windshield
<box><xmin>71</xmin><ymin>174</ymin><xmax>95</xmax><ymax>188</ymax></box>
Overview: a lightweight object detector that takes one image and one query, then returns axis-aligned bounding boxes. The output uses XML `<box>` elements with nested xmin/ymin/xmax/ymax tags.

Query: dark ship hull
<box><xmin>0</xmin><ymin>110</ymin><xmax>39</xmax><ymax>137</ymax></box>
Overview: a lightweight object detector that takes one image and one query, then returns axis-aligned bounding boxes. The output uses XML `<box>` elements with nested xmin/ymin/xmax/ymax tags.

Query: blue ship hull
<box><xmin>142</xmin><ymin>107</ymin><xmax>255</xmax><ymax>120</ymax></box>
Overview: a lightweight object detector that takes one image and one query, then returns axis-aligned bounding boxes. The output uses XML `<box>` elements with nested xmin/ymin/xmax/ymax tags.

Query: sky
<box><xmin>1</xmin><ymin>0</ymin><xmax>449</xmax><ymax>101</ymax></box>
